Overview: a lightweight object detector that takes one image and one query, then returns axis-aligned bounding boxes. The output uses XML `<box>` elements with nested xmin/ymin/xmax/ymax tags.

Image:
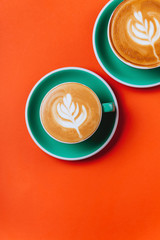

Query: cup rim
<box><xmin>107</xmin><ymin>1</ymin><xmax>160</xmax><ymax>70</ymax></box>
<box><xmin>39</xmin><ymin>82</ymin><xmax>103</xmax><ymax>144</ymax></box>
<box><xmin>25</xmin><ymin>67</ymin><xmax>119</xmax><ymax>160</ymax></box>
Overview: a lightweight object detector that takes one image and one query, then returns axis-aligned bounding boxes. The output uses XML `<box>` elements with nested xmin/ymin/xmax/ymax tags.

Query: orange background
<box><xmin>0</xmin><ymin>0</ymin><xmax>160</xmax><ymax>239</ymax></box>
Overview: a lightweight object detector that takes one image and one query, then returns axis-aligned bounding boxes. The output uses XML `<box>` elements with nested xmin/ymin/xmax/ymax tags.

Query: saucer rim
<box><xmin>92</xmin><ymin>0</ymin><xmax>160</xmax><ymax>88</ymax></box>
<box><xmin>25</xmin><ymin>67</ymin><xmax>119</xmax><ymax>161</ymax></box>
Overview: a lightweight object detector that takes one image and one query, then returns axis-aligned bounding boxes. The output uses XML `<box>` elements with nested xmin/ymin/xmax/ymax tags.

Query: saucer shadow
<box><xmin>93</xmin><ymin>89</ymin><xmax>124</xmax><ymax>160</ymax></box>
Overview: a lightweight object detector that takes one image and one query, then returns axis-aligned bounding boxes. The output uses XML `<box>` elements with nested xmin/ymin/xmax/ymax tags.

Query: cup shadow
<box><xmin>60</xmin><ymin>81</ymin><xmax>125</xmax><ymax>165</ymax></box>
<box><xmin>89</xmin><ymin>85</ymin><xmax>124</xmax><ymax>159</ymax></box>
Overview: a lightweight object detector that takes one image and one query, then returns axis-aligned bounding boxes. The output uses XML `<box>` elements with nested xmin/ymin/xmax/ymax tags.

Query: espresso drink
<box><xmin>109</xmin><ymin>0</ymin><xmax>160</xmax><ymax>68</ymax></box>
<box><xmin>40</xmin><ymin>83</ymin><xmax>102</xmax><ymax>143</ymax></box>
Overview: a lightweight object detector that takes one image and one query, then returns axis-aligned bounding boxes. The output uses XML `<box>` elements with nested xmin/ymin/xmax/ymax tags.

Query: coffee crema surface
<box><xmin>109</xmin><ymin>0</ymin><xmax>160</xmax><ymax>68</ymax></box>
<box><xmin>40</xmin><ymin>83</ymin><xmax>102</xmax><ymax>143</ymax></box>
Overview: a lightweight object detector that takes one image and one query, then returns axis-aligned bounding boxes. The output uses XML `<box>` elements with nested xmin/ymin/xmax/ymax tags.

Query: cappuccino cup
<box><xmin>108</xmin><ymin>0</ymin><xmax>160</xmax><ymax>69</ymax></box>
<box><xmin>40</xmin><ymin>82</ymin><xmax>115</xmax><ymax>144</ymax></box>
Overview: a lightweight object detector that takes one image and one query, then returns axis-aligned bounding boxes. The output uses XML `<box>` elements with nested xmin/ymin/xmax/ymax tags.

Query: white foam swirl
<box><xmin>127</xmin><ymin>11</ymin><xmax>160</xmax><ymax>61</ymax></box>
<box><xmin>55</xmin><ymin>93</ymin><xmax>87</xmax><ymax>138</ymax></box>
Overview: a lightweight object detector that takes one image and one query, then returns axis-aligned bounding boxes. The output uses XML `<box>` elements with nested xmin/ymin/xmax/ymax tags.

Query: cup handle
<box><xmin>102</xmin><ymin>102</ymin><xmax>115</xmax><ymax>113</ymax></box>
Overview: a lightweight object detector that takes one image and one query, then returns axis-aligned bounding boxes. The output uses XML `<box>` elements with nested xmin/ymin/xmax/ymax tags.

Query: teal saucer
<box><xmin>93</xmin><ymin>0</ymin><xmax>160</xmax><ymax>88</ymax></box>
<box><xmin>25</xmin><ymin>67</ymin><xmax>119</xmax><ymax>160</ymax></box>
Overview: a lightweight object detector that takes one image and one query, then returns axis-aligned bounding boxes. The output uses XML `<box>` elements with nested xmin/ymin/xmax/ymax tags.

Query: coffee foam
<box><xmin>109</xmin><ymin>0</ymin><xmax>160</xmax><ymax>68</ymax></box>
<box><xmin>40</xmin><ymin>83</ymin><xmax>102</xmax><ymax>143</ymax></box>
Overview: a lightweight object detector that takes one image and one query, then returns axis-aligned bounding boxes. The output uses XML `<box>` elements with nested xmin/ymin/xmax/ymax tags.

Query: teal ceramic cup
<box><xmin>25</xmin><ymin>67</ymin><xmax>119</xmax><ymax>160</ymax></box>
<box><xmin>93</xmin><ymin>0</ymin><xmax>160</xmax><ymax>88</ymax></box>
<box><xmin>39</xmin><ymin>82</ymin><xmax>116</xmax><ymax>144</ymax></box>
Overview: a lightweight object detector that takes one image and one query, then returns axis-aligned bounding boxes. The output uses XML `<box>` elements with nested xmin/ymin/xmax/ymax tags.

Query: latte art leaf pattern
<box><xmin>56</xmin><ymin>94</ymin><xmax>87</xmax><ymax>138</ymax></box>
<box><xmin>127</xmin><ymin>11</ymin><xmax>160</xmax><ymax>61</ymax></box>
